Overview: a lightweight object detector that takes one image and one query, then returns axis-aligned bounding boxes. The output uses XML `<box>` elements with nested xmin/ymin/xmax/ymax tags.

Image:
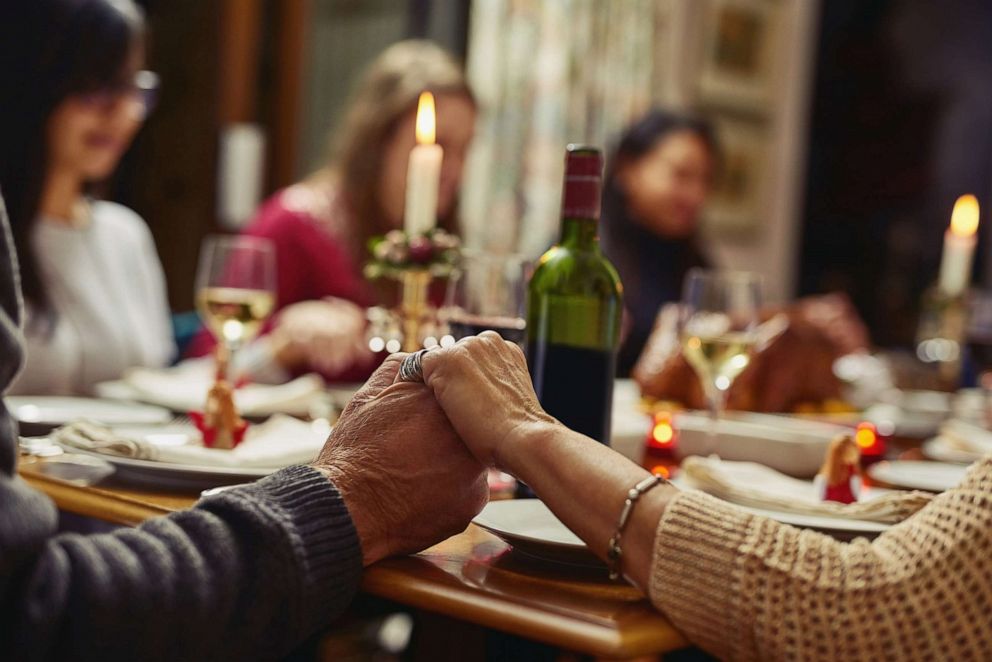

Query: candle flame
<box><xmin>951</xmin><ymin>194</ymin><xmax>979</xmax><ymax>237</ymax></box>
<box><xmin>415</xmin><ymin>91</ymin><xmax>436</xmax><ymax>145</ymax></box>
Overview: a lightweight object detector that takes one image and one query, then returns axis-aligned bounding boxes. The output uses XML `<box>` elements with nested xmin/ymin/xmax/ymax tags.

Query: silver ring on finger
<box><xmin>398</xmin><ymin>348</ymin><xmax>429</xmax><ymax>383</ymax></box>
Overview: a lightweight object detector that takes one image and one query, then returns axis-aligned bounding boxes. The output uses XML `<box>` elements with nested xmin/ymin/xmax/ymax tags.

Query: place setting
<box><xmin>16</xmin><ymin>235</ymin><xmax>339</xmax><ymax>491</ymax></box>
<box><xmin>39</xmin><ymin>414</ymin><xmax>328</xmax><ymax>489</ymax></box>
<box><xmin>97</xmin><ymin>235</ymin><xmax>339</xmax><ymax>419</ymax></box>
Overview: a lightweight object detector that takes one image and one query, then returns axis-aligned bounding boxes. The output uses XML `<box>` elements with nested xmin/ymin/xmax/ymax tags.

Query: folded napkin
<box><xmin>680</xmin><ymin>456</ymin><xmax>933</xmax><ymax>523</ymax></box>
<box><xmin>52</xmin><ymin>415</ymin><xmax>327</xmax><ymax>469</ymax></box>
<box><xmin>111</xmin><ymin>360</ymin><xmax>326</xmax><ymax>417</ymax></box>
<box><xmin>937</xmin><ymin>419</ymin><xmax>992</xmax><ymax>458</ymax></box>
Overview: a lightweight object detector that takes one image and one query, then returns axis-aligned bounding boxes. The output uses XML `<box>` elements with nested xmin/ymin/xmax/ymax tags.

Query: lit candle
<box><xmin>403</xmin><ymin>92</ymin><xmax>443</xmax><ymax>236</ymax></box>
<box><xmin>938</xmin><ymin>194</ymin><xmax>980</xmax><ymax>296</ymax></box>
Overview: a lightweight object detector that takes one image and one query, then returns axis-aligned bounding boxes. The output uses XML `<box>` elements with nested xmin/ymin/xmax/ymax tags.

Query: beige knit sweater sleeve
<box><xmin>649</xmin><ymin>456</ymin><xmax>992</xmax><ymax>660</ymax></box>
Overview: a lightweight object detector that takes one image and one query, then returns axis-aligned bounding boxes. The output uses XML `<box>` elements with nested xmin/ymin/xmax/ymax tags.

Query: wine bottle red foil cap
<box><xmin>563</xmin><ymin>144</ymin><xmax>602</xmax><ymax>219</ymax></box>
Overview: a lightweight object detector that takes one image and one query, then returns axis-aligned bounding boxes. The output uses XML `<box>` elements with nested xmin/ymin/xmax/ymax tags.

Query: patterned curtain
<box><xmin>460</xmin><ymin>0</ymin><xmax>678</xmax><ymax>256</ymax></box>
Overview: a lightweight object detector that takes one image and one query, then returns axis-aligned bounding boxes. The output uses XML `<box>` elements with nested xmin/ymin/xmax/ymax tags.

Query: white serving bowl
<box><xmin>670</xmin><ymin>412</ymin><xmax>849</xmax><ymax>478</ymax></box>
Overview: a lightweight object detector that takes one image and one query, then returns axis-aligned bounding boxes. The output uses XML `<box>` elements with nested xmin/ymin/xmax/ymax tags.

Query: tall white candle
<box><xmin>403</xmin><ymin>92</ymin><xmax>443</xmax><ymax>236</ymax></box>
<box><xmin>938</xmin><ymin>194</ymin><xmax>980</xmax><ymax>297</ymax></box>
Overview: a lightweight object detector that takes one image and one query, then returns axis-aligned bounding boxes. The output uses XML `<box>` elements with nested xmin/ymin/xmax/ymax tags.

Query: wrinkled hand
<box><xmin>272</xmin><ymin>298</ymin><xmax>372</xmax><ymax>375</ymax></box>
<box><xmin>418</xmin><ymin>332</ymin><xmax>558</xmax><ymax>468</ymax></box>
<box><xmin>313</xmin><ymin>354</ymin><xmax>488</xmax><ymax>565</ymax></box>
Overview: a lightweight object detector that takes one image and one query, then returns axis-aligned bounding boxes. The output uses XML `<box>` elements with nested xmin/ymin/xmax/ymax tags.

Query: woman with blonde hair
<box><xmin>188</xmin><ymin>40</ymin><xmax>477</xmax><ymax>383</ymax></box>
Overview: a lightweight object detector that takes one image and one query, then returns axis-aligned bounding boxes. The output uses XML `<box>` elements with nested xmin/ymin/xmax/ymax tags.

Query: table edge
<box><xmin>362</xmin><ymin>552</ymin><xmax>687</xmax><ymax>656</ymax></box>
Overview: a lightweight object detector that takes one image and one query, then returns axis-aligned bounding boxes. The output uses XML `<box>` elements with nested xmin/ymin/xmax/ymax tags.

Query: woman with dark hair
<box><xmin>187</xmin><ymin>40</ymin><xmax>477</xmax><ymax>384</ymax></box>
<box><xmin>600</xmin><ymin>110</ymin><xmax>718</xmax><ymax>376</ymax></box>
<box><xmin>0</xmin><ymin>0</ymin><xmax>172</xmax><ymax>395</ymax></box>
<box><xmin>603</xmin><ymin>110</ymin><xmax>870</xmax><ymax>410</ymax></box>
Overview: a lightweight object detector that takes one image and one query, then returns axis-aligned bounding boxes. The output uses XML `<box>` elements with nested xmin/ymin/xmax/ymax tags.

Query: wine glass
<box><xmin>195</xmin><ymin>235</ymin><xmax>276</xmax><ymax>376</ymax></box>
<box><xmin>678</xmin><ymin>269</ymin><xmax>762</xmax><ymax>432</ymax></box>
<box><xmin>441</xmin><ymin>250</ymin><xmax>529</xmax><ymax>346</ymax></box>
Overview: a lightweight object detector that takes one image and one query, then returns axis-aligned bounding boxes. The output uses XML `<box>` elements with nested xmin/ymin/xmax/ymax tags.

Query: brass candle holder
<box><xmin>364</xmin><ymin>229</ymin><xmax>460</xmax><ymax>354</ymax></box>
<box><xmin>399</xmin><ymin>269</ymin><xmax>433</xmax><ymax>352</ymax></box>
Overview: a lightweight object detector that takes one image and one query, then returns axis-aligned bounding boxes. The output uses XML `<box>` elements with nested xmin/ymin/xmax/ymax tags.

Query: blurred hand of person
<box><xmin>635</xmin><ymin>296</ymin><xmax>867</xmax><ymax>412</ymax></box>
<box><xmin>313</xmin><ymin>354</ymin><xmax>488</xmax><ymax>565</ymax></box>
<box><xmin>272</xmin><ymin>297</ymin><xmax>372</xmax><ymax>375</ymax></box>
<box><xmin>727</xmin><ymin>320</ymin><xmax>844</xmax><ymax>411</ymax></box>
<box><xmin>792</xmin><ymin>293</ymin><xmax>869</xmax><ymax>356</ymax></box>
<box><xmin>419</xmin><ymin>332</ymin><xmax>558</xmax><ymax>467</ymax></box>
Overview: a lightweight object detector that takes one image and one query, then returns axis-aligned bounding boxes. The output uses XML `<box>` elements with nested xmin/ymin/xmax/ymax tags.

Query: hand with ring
<box><xmin>398</xmin><ymin>348</ymin><xmax>431</xmax><ymax>383</ymax></box>
<box><xmin>411</xmin><ymin>333</ymin><xmax>559</xmax><ymax>468</ymax></box>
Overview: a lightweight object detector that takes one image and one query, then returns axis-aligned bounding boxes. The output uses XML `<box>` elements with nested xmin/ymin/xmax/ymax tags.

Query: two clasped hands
<box><xmin>323</xmin><ymin>335</ymin><xmax>992</xmax><ymax>661</ymax></box>
<box><xmin>312</xmin><ymin>331</ymin><xmax>672</xmax><ymax>589</ymax></box>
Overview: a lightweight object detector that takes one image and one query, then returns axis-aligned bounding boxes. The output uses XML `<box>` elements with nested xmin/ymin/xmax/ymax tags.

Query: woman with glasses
<box><xmin>0</xmin><ymin>0</ymin><xmax>172</xmax><ymax>395</ymax></box>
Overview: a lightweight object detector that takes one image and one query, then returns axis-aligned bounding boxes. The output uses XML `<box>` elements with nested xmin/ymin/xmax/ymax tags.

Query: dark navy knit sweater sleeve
<box><xmin>0</xmin><ymin>194</ymin><xmax>364</xmax><ymax>660</ymax></box>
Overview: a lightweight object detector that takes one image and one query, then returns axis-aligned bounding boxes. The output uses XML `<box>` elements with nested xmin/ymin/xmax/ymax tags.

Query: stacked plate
<box><xmin>8</xmin><ymin>396</ymin><xmax>171</xmax><ymax>436</ymax></box>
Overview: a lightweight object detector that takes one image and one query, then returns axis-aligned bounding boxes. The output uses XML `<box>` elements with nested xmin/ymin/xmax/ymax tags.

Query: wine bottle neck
<box><xmin>559</xmin><ymin>146</ymin><xmax>602</xmax><ymax>252</ymax></box>
<box><xmin>560</xmin><ymin>216</ymin><xmax>601</xmax><ymax>251</ymax></box>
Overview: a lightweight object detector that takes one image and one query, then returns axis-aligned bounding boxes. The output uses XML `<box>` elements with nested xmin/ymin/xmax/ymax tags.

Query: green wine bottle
<box><xmin>526</xmin><ymin>145</ymin><xmax>623</xmax><ymax>445</ymax></box>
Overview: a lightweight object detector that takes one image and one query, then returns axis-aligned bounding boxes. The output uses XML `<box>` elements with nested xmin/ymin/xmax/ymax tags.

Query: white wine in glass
<box><xmin>681</xmin><ymin>331</ymin><xmax>755</xmax><ymax>393</ymax></box>
<box><xmin>196</xmin><ymin>286</ymin><xmax>275</xmax><ymax>346</ymax></box>
<box><xmin>195</xmin><ymin>235</ymin><xmax>276</xmax><ymax>374</ymax></box>
<box><xmin>678</xmin><ymin>269</ymin><xmax>762</xmax><ymax>432</ymax></box>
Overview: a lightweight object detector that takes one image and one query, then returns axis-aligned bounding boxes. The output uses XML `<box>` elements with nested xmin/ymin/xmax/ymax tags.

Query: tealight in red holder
<box><xmin>642</xmin><ymin>412</ymin><xmax>679</xmax><ymax>479</ymax></box>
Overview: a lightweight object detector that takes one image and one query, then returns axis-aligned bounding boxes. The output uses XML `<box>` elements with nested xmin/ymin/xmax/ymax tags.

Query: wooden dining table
<box><xmin>17</xmin><ymin>453</ymin><xmax>688</xmax><ymax>659</ymax></box>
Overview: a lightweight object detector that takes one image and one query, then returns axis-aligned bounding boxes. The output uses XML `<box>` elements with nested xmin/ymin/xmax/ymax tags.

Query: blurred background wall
<box><xmin>799</xmin><ymin>0</ymin><xmax>992</xmax><ymax>346</ymax></box>
<box><xmin>456</xmin><ymin>0</ymin><xmax>818</xmax><ymax>306</ymax></box>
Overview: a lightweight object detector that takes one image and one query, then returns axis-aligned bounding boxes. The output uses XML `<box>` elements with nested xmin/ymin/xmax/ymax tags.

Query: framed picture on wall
<box><xmin>704</xmin><ymin>115</ymin><xmax>768</xmax><ymax>235</ymax></box>
<box><xmin>697</xmin><ymin>0</ymin><xmax>779</xmax><ymax>114</ymax></box>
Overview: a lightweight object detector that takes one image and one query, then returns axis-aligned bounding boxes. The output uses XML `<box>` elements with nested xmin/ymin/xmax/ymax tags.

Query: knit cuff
<box><xmin>242</xmin><ymin>465</ymin><xmax>363</xmax><ymax>635</ymax></box>
<box><xmin>649</xmin><ymin>489</ymin><xmax>753</xmax><ymax>656</ymax></box>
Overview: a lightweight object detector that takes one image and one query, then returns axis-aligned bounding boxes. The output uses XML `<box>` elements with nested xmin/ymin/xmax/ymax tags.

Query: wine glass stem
<box><xmin>218</xmin><ymin>340</ymin><xmax>239</xmax><ymax>382</ymax></box>
<box><xmin>705</xmin><ymin>384</ymin><xmax>727</xmax><ymax>452</ymax></box>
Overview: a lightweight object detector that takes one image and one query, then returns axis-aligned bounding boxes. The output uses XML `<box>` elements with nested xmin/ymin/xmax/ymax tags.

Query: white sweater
<box><xmin>9</xmin><ymin>201</ymin><xmax>175</xmax><ymax>395</ymax></box>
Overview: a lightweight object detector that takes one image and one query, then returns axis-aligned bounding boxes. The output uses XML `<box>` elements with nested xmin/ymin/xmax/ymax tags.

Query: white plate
<box><xmin>24</xmin><ymin>450</ymin><xmax>117</xmax><ymax>485</ymax></box>
<box><xmin>95</xmin><ymin>359</ymin><xmax>328</xmax><ymax>418</ymax></box>
<box><xmin>868</xmin><ymin>460</ymin><xmax>968</xmax><ymax>492</ymax></box>
<box><xmin>472</xmin><ymin>500</ymin><xmax>601</xmax><ymax>567</ymax></box>
<box><xmin>473</xmin><ymin>487</ymin><xmax>891</xmax><ymax>567</ymax></box>
<box><xmin>50</xmin><ymin>441</ymin><xmax>274</xmax><ymax>489</ymax></box>
<box><xmin>922</xmin><ymin>437</ymin><xmax>984</xmax><ymax>465</ymax></box>
<box><xmin>49</xmin><ymin>423</ymin><xmax>277</xmax><ymax>490</ymax></box>
<box><xmin>7</xmin><ymin>396</ymin><xmax>172</xmax><ymax>428</ymax></box>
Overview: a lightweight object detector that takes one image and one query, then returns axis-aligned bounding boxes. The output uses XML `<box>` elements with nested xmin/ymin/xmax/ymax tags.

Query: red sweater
<box><xmin>187</xmin><ymin>185</ymin><xmax>380</xmax><ymax>383</ymax></box>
